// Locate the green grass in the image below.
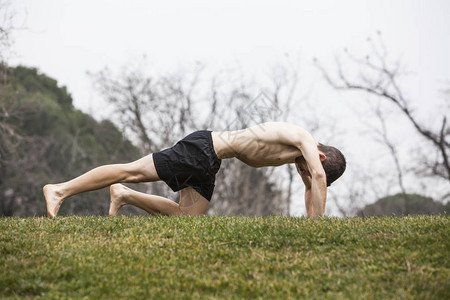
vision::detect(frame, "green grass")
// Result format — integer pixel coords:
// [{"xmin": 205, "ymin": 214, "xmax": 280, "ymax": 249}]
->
[{"xmin": 0, "ymin": 216, "xmax": 448, "ymax": 299}]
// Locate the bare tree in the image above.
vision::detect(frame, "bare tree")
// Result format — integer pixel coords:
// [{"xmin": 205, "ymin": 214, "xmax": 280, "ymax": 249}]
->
[
  {"xmin": 315, "ymin": 33, "xmax": 449, "ymax": 184},
  {"xmin": 372, "ymin": 104, "xmax": 407, "ymax": 194},
  {"xmin": 203, "ymin": 74, "xmax": 287, "ymax": 216},
  {"xmin": 90, "ymin": 59, "xmax": 305, "ymax": 216},
  {"xmin": 0, "ymin": 0, "xmax": 13, "ymax": 61},
  {"xmin": 268, "ymin": 59, "xmax": 301, "ymax": 214}
]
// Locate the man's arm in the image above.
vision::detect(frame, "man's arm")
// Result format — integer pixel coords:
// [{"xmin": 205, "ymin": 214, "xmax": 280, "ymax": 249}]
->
[
  {"xmin": 300, "ymin": 141, "xmax": 327, "ymax": 217},
  {"xmin": 295, "ymin": 158, "xmax": 313, "ymax": 217},
  {"xmin": 280, "ymin": 126, "xmax": 327, "ymax": 217}
]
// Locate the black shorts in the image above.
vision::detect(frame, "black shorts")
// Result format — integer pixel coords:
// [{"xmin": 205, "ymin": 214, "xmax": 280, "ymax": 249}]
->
[{"xmin": 152, "ymin": 130, "xmax": 221, "ymax": 201}]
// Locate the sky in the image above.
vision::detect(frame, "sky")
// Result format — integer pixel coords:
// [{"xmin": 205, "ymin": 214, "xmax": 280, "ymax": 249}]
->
[
  {"xmin": 9, "ymin": 0, "xmax": 450, "ymax": 116},
  {"xmin": 7, "ymin": 0, "xmax": 450, "ymax": 215}
]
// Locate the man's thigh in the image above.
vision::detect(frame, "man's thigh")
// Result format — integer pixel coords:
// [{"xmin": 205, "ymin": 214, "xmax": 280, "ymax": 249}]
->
[
  {"xmin": 179, "ymin": 187, "xmax": 210, "ymax": 216},
  {"xmin": 127, "ymin": 153, "xmax": 161, "ymax": 182}
]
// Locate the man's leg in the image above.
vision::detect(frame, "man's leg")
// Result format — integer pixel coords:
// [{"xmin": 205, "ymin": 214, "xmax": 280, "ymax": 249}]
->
[
  {"xmin": 178, "ymin": 186, "xmax": 210, "ymax": 215},
  {"xmin": 43, "ymin": 154, "xmax": 160, "ymax": 217},
  {"xmin": 109, "ymin": 185, "xmax": 209, "ymax": 216}
]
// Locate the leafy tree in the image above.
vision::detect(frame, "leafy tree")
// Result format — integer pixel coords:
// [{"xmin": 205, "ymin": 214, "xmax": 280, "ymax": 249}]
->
[
  {"xmin": 0, "ymin": 66, "xmax": 142, "ymax": 216},
  {"xmin": 357, "ymin": 193, "xmax": 448, "ymax": 217}
]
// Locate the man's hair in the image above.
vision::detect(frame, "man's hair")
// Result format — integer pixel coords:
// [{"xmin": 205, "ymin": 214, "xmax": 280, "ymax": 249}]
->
[{"xmin": 318, "ymin": 143, "xmax": 346, "ymax": 186}]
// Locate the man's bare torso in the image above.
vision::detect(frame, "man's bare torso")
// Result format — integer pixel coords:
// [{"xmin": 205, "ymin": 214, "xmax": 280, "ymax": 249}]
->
[{"xmin": 211, "ymin": 122, "xmax": 315, "ymax": 167}]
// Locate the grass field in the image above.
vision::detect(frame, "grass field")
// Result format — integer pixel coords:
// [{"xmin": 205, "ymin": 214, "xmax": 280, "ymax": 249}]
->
[{"xmin": 0, "ymin": 216, "xmax": 448, "ymax": 299}]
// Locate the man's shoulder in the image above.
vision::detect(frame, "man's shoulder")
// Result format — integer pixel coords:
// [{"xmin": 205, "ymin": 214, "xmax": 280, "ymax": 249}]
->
[
  {"xmin": 254, "ymin": 122, "xmax": 304, "ymax": 131},
  {"xmin": 248, "ymin": 122, "xmax": 312, "ymax": 146},
  {"xmin": 259, "ymin": 122, "xmax": 309, "ymax": 137}
]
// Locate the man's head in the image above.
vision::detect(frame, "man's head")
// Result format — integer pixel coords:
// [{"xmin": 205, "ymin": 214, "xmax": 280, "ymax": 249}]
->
[{"xmin": 317, "ymin": 143, "xmax": 346, "ymax": 186}]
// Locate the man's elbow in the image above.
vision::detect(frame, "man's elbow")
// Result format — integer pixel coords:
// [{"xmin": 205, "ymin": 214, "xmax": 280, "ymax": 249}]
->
[{"xmin": 311, "ymin": 170, "xmax": 326, "ymax": 181}]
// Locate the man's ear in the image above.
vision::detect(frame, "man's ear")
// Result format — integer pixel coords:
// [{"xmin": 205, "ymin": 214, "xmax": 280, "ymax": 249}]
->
[{"xmin": 319, "ymin": 152, "xmax": 327, "ymax": 162}]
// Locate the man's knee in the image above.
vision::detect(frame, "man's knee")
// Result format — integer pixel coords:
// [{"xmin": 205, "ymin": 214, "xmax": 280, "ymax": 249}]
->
[{"xmin": 179, "ymin": 188, "xmax": 209, "ymax": 216}]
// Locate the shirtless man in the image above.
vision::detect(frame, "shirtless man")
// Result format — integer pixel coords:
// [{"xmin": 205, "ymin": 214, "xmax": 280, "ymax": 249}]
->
[{"xmin": 43, "ymin": 122, "xmax": 346, "ymax": 218}]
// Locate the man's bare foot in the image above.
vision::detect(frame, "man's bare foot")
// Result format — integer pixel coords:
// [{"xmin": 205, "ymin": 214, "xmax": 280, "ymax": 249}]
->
[
  {"xmin": 109, "ymin": 184, "xmax": 129, "ymax": 216},
  {"xmin": 43, "ymin": 184, "xmax": 65, "ymax": 218}
]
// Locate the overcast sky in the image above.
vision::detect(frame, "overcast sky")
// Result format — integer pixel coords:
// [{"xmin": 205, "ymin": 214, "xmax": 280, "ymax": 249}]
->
[
  {"xmin": 10, "ymin": 0, "xmax": 450, "ymax": 115},
  {"xmin": 8, "ymin": 0, "xmax": 450, "ymax": 215}
]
